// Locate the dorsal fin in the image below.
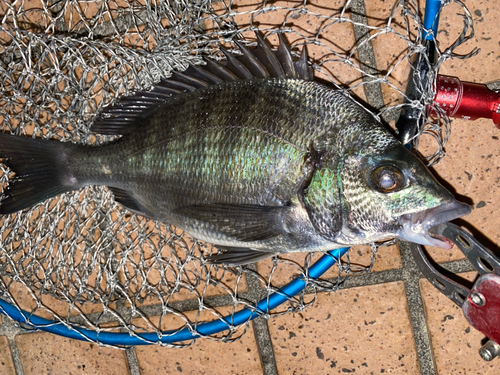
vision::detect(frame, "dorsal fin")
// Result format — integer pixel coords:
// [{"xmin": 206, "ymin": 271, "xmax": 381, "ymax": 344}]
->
[
  {"xmin": 252, "ymin": 31, "xmax": 285, "ymax": 77},
  {"xmin": 170, "ymin": 71, "xmax": 208, "ymax": 89},
  {"xmin": 91, "ymin": 33, "xmax": 314, "ymax": 136},
  {"xmin": 184, "ymin": 65, "xmax": 224, "ymax": 85},
  {"xmin": 203, "ymin": 57, "xmax": 239, "ymax": 82},
  {"xmin": 234, "ymin": 40, "xmax": 269, "ymax": 78},
  {"xmin": 295, "ymin": 45, "xmax": 314, "ymax": 81},
  {"xmin": 220, "ymin": 46, "xmax": 254, "ymax": 79},
  {"xmin": 276, "ymin": 33, "xmax": 298, "ymax": 78}
]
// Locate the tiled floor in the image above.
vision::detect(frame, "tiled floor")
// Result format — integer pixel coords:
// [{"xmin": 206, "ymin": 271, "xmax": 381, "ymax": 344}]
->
[
  {"xmin": 268, "ymin": 282, "xmax": 419, "ymax": 374},
  {"xmin": 1, "ymin": 0, "xmax": 500, "ymax": 374}
]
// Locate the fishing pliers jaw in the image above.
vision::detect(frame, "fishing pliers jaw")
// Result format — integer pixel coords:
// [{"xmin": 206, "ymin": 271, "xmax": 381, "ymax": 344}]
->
[{"xmin": 409, "ymin": 222, "xmax": 500, "ymax": 361}]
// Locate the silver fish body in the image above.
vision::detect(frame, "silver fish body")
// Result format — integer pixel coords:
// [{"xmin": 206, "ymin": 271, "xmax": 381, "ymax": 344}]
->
[{"xmin": 0, "ymin": 35, "xmax": 470, "ymax": 264}]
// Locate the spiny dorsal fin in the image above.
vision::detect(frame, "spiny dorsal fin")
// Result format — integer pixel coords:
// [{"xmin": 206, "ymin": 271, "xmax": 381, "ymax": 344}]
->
[
  {"xmin": 220, "ymin": 45, "xmax": 254, "ymax": 79},
  {"xmin": 252, "ymin": 31, "xmax": 285, "ymax": 77},
  {"xmin": 295, "ymin": 45, "xmax": 314, "ymax": 81},
  {"xmin": 91, "ymin": 33, "xmax": 313, "ymax": 136},
  {"xmin": 276, "ymin": 33, "xmax": 298, "ymax": 78},
  {"xmin": 184, "ymin": 65, "xmax": 224, "ymax": 85},
  {"xmin": 234, "ymin": 40, "xmax": 270, "ymax": 78},
  {"xmin": 203, "ymin": 57, "xmax": 239, "ymax": 82}
]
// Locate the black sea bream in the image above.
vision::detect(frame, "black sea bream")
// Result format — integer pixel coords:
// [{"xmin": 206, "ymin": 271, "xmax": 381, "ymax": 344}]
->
[{"xmin": 0, "ymin": 33, "xmax": 470, "ymax": 265}]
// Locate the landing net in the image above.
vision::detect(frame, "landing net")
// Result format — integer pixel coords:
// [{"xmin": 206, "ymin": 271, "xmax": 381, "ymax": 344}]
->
[{"xmin": 0, "ymin": 0, "xmax": 476, "ymax": 347}]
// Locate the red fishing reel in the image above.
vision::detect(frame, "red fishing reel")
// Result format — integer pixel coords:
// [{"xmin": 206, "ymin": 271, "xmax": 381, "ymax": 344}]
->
[{"xmin": 432, "ymin": 75, "xmax": 500, "ymax": 127}]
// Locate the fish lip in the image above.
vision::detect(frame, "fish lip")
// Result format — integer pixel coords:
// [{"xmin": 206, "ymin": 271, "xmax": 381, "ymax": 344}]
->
[{"xmin": 398, "ymin": 201, "xmax": 471, "ymax": 249}]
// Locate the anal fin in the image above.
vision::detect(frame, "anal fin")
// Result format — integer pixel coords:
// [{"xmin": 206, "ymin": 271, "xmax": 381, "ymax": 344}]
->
[
  {"xmin": 108, "ymin": 187, "xmax": 147, "ymax": 217},
  {"xmin": 205, "ymin": 246, "xmax": 277, "ymax": 266}
]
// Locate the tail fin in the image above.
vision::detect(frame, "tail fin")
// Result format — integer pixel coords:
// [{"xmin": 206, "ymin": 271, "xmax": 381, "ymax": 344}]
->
[{"xmin": 0, "ymin": 133, "xmax": 76, "ymax": 214}]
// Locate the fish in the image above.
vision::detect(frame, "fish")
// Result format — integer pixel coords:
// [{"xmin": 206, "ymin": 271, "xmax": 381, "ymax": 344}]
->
[{"xmin": 0, "ymin": 32, "xmax": 471, "ymax": 265}]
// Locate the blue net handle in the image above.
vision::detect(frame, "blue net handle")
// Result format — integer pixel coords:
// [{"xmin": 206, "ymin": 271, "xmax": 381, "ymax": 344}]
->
[
  {"xmin": 423, "ymin": 0, "xmax": 442, "ymax": 40},
  {"xmin": 0, "ymin": 247, "xmax": 349, "ymax": 345}
]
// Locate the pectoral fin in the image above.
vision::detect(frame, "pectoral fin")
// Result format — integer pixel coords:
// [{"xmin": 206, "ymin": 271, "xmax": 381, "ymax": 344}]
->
[{"xmin": 177, "ymin": 203, "xmax": 287, "ymax": 242}]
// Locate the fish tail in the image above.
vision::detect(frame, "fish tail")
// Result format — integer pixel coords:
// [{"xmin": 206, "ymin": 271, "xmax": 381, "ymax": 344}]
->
[{"xmin": 0, "ymin": 132, "xmax": 78, "ymax": 214}]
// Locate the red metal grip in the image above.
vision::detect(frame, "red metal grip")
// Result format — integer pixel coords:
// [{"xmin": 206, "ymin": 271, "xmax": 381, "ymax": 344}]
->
[
  {"xmin": 433, "ymin": 75, "xmax": 500, "ymax": 128},
  {"xmin": 462, "ymin": 273, "xmax": 500, "ymax": 345}
]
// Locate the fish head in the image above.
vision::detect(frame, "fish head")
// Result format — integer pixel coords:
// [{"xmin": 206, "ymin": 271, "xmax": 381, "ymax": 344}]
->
[{"xmin": 336, "ymin": 140, "xmax": 470, "ymax": 249}]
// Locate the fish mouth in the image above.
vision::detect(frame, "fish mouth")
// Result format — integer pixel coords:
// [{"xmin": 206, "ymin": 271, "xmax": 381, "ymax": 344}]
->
[{"xmin": 398, "ymin": 201, "xmax": 471, "ymax": 249}]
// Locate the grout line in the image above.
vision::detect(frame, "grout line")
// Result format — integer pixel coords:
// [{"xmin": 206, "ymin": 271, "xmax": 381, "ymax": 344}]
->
[
  {"xmin": 439, "ymin": 258, "xmax": 475, "ymax": 274},
  {"xmin": 0, "ymin": 314, "xmax": 18, "ymax": 337},
  {"xmin": 245, "ymin": 263, "xmax": 278, "ymax": 375},
  {"xmin": 125, "ymin": 347, "xmax": 142, "ymax": 375},
  {"xmin": 113, "ymin": 297, "xmax": 143, "ymax": 375},
  {"xmin": 339, "ymin": 268, "xmax": 403, "ymax": 288},
  {"xmin": 330, "ymin": 258, "xmax": 473, "ymax": 291},
  {"xmin": 252, "ymin": 317, "xmax": 278, "ymax": 375},
  {"xmin": 7, "ymin": 337, "xmax": 25, "ymax": 375},
  {"xmin": 350, "ymin": 0, "xmax": 386, "ymax": 112},
  {"xmin": 2, "ymin": 320, "xmax": 26, "ymax": 375},
  {"xmin": 399, "ymin": 241, "xmax": 436, "ymax": 375},
  {"xmin": 0, "ymin": 315, "xmax": 37, "ymax": 337}
]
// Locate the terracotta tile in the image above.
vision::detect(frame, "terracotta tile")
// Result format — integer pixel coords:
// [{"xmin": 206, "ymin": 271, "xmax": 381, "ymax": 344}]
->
[
  {"xmin": 365, "ymin": 1, "xmax": 415, "ymax": 112},
  {"xmin": 269, "ymin": 282, "xmax": 419, "ymax": 374},
  {"xmin": 420, "ymin": 274, "xmax": 500, "ymax": 374},
  {"xmin": 135, "ymin": 307, "xmax": 262, "ymax": 375},
  {"xmin": 0, "ymin": 336, "xmax": 16, "ymax": 375},
  {"xmin": 437, "ymin": 1, "xmax": 500, "ymax": 82},
  {"xmin": 418, "ymin": 114, "xmax": 500, "ymax": 265},
  {"xmin": 136, "ymin": 338, "xmax": 262, "ymax": 375},
  {"xmin": 352, "ymin": 243, "xmax": 402, "ymax": 272},
  {"xmin": 16, "ymin": 332, "xmax": 128, "ymax": 375}
]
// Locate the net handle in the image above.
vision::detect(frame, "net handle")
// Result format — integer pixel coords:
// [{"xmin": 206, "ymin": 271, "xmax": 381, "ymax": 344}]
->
[
  {"xmin": 0, "ymin": 247, "xmax": 349, "ymax": 345},
  {"xmin": 423, "ymin": 0, "xmax": 442, "ymax": 40}
]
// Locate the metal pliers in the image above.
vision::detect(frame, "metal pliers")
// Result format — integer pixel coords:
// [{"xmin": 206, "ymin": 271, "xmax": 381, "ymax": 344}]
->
[{"xmin": 410, "ymin": 222, "xmax": 500, "ymax": 361}]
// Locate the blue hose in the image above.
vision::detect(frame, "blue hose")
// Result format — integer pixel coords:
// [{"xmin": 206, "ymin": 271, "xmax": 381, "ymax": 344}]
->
[{"xmin": 0, "ymin": 247, "xmax": 349, "ymax": 345}]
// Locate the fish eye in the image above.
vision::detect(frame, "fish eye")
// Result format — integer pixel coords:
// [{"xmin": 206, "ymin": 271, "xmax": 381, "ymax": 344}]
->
[{"xmin": 370, "ymin": 165, "xmax": 406, "ymax": 193}]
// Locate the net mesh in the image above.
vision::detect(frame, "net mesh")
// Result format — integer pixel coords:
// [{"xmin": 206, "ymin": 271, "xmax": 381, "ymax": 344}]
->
[{"xmin": 0, "ymin": 0, "xmax": 476, "ymax": 347}]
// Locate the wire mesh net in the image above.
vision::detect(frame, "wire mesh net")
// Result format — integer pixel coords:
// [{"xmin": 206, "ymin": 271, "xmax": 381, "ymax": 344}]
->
[{"xmin": 0, "ymin": 0, "xmax": 476, "ymax": 347}]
